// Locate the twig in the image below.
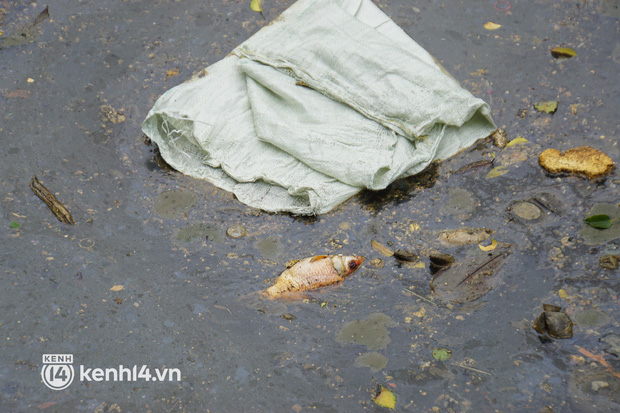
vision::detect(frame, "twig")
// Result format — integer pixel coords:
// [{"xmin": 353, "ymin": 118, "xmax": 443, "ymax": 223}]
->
[
  {"xmin": 452, "ymin": 362, "xmax": 492, "ymax": 376},
  {"xmin": 30, "ymin": 176, "xmax": 75, "ymax": 224},
  {"xmin": 402, "ymin": 289, "xmax": 437, "ymax": 306}
]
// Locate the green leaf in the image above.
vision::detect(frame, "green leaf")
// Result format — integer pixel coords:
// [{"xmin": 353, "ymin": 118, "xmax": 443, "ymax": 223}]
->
[
  {"xmin": 10, "ymin": 221, "xmax": 21, "ymax": 229},
  {"xmin": 534, "ymin": 101, "xmax": 558, "ymax": 114},
  {"xmin": 432, "ymin": 347, "xmax": 452, "ymax": 361},
  {"xmin": 584, "ymin": 214, "xmax": 612, "ymax": 229},
  {"xmin": 320, "ymin": 302, "xmax": 327, "ymax": 308}
]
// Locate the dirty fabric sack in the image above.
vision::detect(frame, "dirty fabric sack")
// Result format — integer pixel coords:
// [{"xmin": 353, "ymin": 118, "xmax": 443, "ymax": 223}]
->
[{"xmin": 142, "ymin": 0, "xmax": 496, "ymax": 215}]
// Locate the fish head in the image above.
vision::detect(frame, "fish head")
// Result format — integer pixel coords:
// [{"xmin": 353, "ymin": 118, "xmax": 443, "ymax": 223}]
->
[{"xmin": 332, "ymin": 255, "xmax": 365, "ymax": 278}]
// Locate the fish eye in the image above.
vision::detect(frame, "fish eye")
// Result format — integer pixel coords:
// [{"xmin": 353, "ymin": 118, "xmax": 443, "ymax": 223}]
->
[{"xmin": 348, "ymin": 261, "xmax": 358, "ymax": 269}]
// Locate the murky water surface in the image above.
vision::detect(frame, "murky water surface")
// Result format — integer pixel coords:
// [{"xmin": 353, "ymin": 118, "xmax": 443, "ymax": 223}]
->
[{"xmin": 1, "ymin": 0, "xmax": 618, "ymax": 411}]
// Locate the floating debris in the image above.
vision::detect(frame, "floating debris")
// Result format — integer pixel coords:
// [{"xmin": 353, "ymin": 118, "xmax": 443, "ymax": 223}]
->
[
  {"xmin": 154, "ymin": 190, "xmax": 198, "ymax": 219},
  {"xmin": 455, "ymin": 159, "xmax": 494, "ymax": 174},
  {"xmin": 371, "ymin": 240, "xmax": 394, "ymax": 257},
  {"xmin": 429, "ymin": 252, "xmax": 455, "ymax": 274},
  {"xmin": 579, "ymin": 203, "xmax": 620, "ymax": 245},
  {"xmin": 281, "ymin": 313, "xmax": 296, "ymax": 321},
  {"xmin": 30, "ymin": 176, "xmax": 75, "ymax": 224},
  {"xmin": 600, "ymin": 255, "xmax": 619, "ymax": 270},
  {"xmin": 254, "ymin": 237, "xmax": 283, "ymax": 260},
  {"xmin": 600, "ymin": 333, "xmax": 620, "ymax": 357},
  {"xmin": 369, "ymin": 258, "xmax": 384, "ymax": 269},
  {"xmin": 491, "ymin": 128, "xmax": 508, "ymax": 148},
  {"xmin": 483, "ymin": 21, "xmax": 502, "ymax": 30},
  {"xmin": 505, "ymin": 137, "xmax": 528, "ymax": 148},
  {"xmin": 432, "ymin": 348, "xmax": 452, "ymax": 361},
  {"xmin": 511, "ymin": 201, "xmax": 542, "ymax": 221},
  {"xmin": 478, "ymin": 238, "xmax": 498, "ymax": 251},
  {"xmin": 393, "ymin": 249, "xmax": 418, "ymax": 262},
  {"xmin": 584, "ymin": 214, "xmax": 617, "ymax": 229},
  {"xmin": 574, "ymin": 309, "xmax": 609, "ymax": 328},
  {"xmin": 336, "ymin": 313, "xmax": 397, "ymax": 350},
  {"xmin": 354, "ymin": 352, "xmax": 388, "ymax": 372},
  {"xmin": 438, "ymin": 227, "xmax": 493, "ymax": 246},
  {"xmin": 533, "ymin": 304, "xmax": 573, "ymax": 339},
  {"xmin": 533, "ymin": 100, "xmax": 558, "ymax": 114},
  {"xmin": 373, "ymin": 386, "xmax": 396, "ymax": 409},
  {"xmin": 443, "ymin": 187, "xmax": 479, "ymax": 216},
  {"xmin": 486, "ymin": 165, "xmax": 509, "ymax": 179},
  {"xmin": 226, "ymin": 224, "xmax": 247, "ymax": 238},
  {"xmin": 174, "ymin": 223, "xmax": 222, "ymax": 243},
  {"xmin": 538, "ymin": 146, "xmax": 614, "ymax": 179},
  {"xmin": 0, "ymin": 6, "xmax": 49, "ymax": 49},
  {"xmin": 550, "ymin": 47, "xmax": 577, "ymax": 59},
  {"xmin": 99, "ymin": 105, "xmax": 126, "ymax": 124},
  {"xmin": 431, "ymin": 244, "xmax": 511, "ymax": 303},
  {"xmin": 264, "ymin": 255, "xmax": 364, "ymax": 298}
]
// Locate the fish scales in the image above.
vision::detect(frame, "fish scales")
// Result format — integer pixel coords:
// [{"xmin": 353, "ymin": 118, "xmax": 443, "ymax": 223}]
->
[{"xmin": 265, "ymin": 254, "xmax": 364, "ymax": 298}]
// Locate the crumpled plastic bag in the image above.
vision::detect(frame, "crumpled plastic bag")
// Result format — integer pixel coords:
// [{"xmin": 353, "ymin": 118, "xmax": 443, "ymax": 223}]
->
[{"xmin": 142, "ymin": 0, "xmax": 496, "ymax": 215}]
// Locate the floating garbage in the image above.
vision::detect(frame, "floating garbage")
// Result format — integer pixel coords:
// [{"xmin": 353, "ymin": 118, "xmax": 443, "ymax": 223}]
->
[
  {"xmin": 538, "ymin": 146, "xmax": 614, "ymax": 179},
  {"xmin": 600, "ymin": 255, "xmax": 619, "ymax": 270},
  {"xmin": 263, "ymin": 254, "xmax": 364, "ymax": 298},
  {"xmin": 430, "ymin": 244, "xmax": 511, "ymax": 303},
  {"xmin": 226, "ymin": 224, "xmax": 247, "ymax": 238},
  {"xmin": 141, "ymin": 0, "xmax": 496, "ymax": 215},
  {"xmin": 533, "ymin": 304, "xmax": 573, "ymax": 339},
  {"xmin": 429, "ymin": 252, "xmax": 455, "ymax": 274}
]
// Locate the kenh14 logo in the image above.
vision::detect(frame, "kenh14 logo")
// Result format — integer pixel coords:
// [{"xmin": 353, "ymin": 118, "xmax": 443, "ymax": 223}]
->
[{"xmin": 41, "ymin": 354, "xmax": 75, "ymax": 390}]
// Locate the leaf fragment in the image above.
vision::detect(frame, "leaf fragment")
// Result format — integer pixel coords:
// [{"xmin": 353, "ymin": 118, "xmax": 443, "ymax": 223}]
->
[
  {"xmin": 432, "ymin": 347, "xmax": 452, "ymax": 361},
  {"xmin": 110, "ymin": 285, "xmax": 124, "ymax": 292},
  {"xmin": 10, "ymin": 221, "xmax": 21, "ymax": 229},
  {"xmin": 30, "ymin": 176, "xmax": 75, "ymax": 225},
  {"xmin": 165, "ymin": 68, "xmax": 180, "ymax": 79},
  {"xmin": 479, "ymin": 239, "xmax": 498, "ymax": 251},
  {"xmin": 584, "ymin": 214, "xmax": 613, "ymax": 229},
  {"xmin": 505, "ymin": 137, "xmax": 529, "ymax": 148},
  {"xmin": 550, "ymin": 47, "xmax": 576, "ymax": 58},
  {"xmin": 371, "ymin": 240, "xmax": 394, "ymax": 257},
  {"xmin": 534, "ymin": 100, "xmax": 558, "ymax": 114},
  {"xmin": 250, "ymin": 0, "xmax": 263, "ymax": 12},
  {"xmin": 2, "ymin": 89, "xmax": 31, "ymax": 99},
  {"xmin": 373, "ymin": 386, "xmax": 396, "ymax": 409},
  {"xmin": 455, "ymin": 159, "xmax": 494, "ymax": 174},
  {"xmin": 486, "ymin": 165, "xmax": 509, "ymax": 178},
  {"xmin": 484, "ymin": 22, "xmax": 502, "ymax": 30}
]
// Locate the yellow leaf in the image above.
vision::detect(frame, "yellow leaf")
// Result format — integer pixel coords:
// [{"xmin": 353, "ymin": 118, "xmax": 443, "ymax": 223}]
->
[
  {"xmin": 110, "ymin": 285, "xmax": 124, "ymax": 292},
  {"xmin": 484, "ymin": 22, "xmax": 502, "ymax": 30},
  {"xmin": 486, "ymin": 165, "xmax": 509, "ymax": 178},
  {"xmin": 550, "ymin": 47, "xmax": 576, "ymax": 58},
  {"xmin": 373, "ymin": 387, "xmax": 396, "ymax": 409},
  {"xmin": 558, "ymin": 289, "xmax": 569, "ymax": 299},
  {"xmin": 505, "ymin": 137, "xmax": 529, "ymax": 148},
  {"xmin": 250, "ymin": 0, "xmax": 263, "ymax": 12},
  {"xmin": 479, "ymin": 239, "xmax": 498, "ymax": 251}
]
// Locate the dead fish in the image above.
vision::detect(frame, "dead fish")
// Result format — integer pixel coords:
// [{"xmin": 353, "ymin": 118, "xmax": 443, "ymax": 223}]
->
[{"xmin": 264, "ymin": 254, "xmax": 364, "ymax": 298}]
